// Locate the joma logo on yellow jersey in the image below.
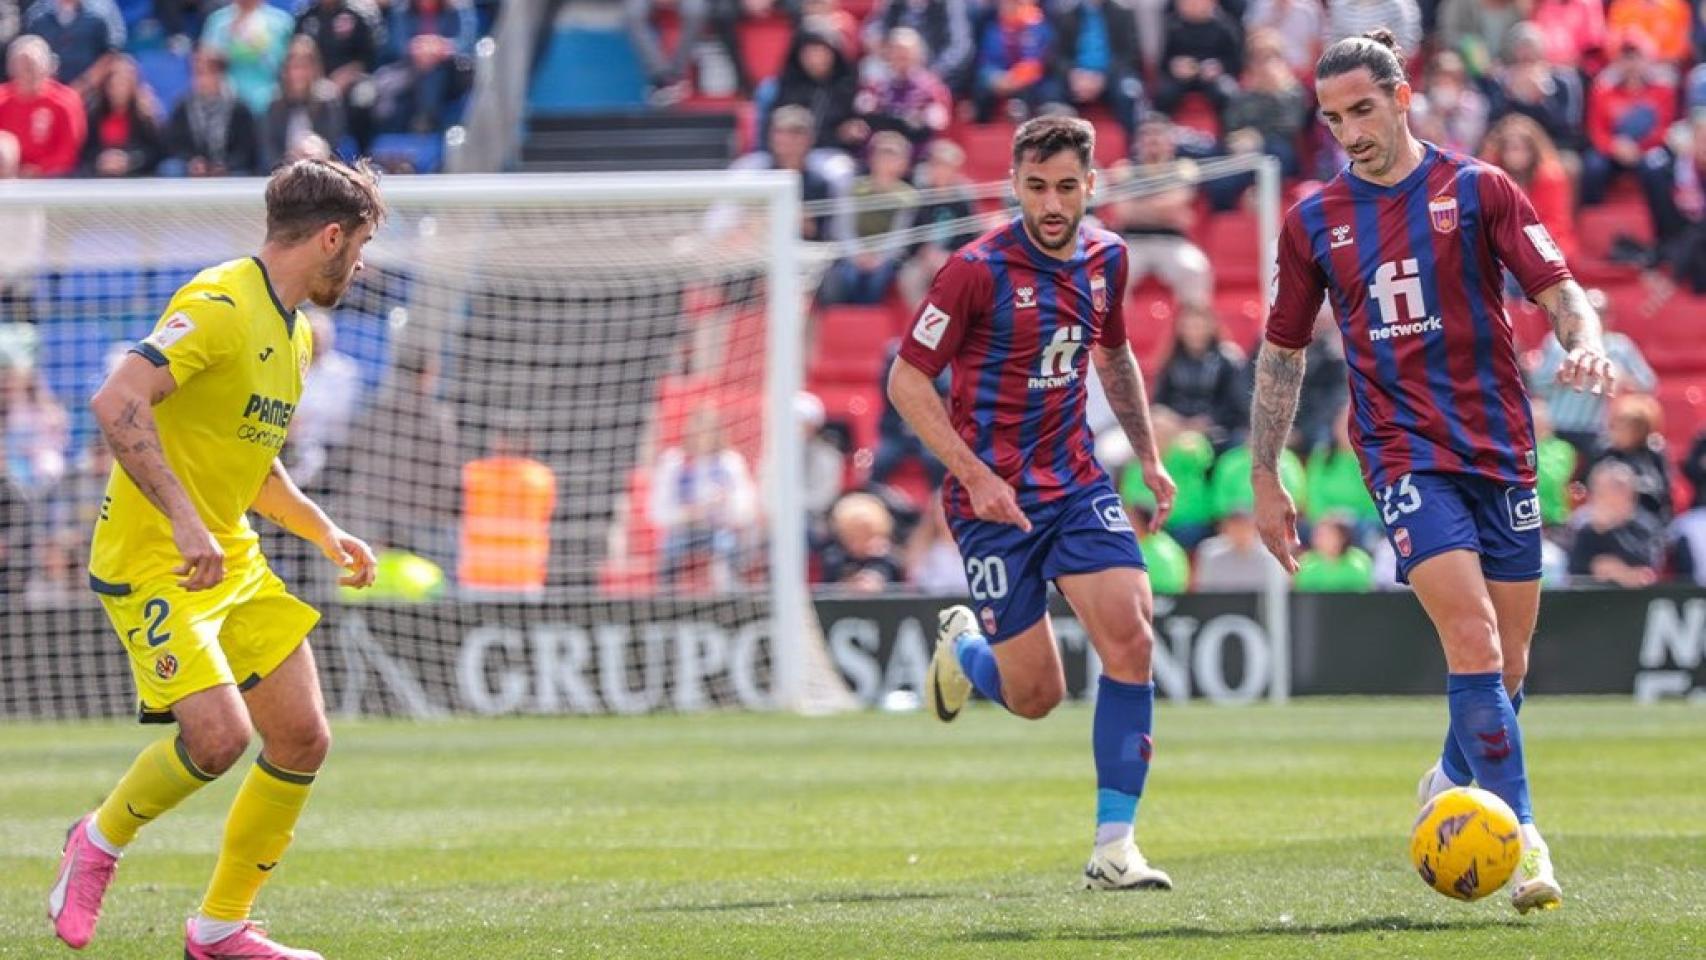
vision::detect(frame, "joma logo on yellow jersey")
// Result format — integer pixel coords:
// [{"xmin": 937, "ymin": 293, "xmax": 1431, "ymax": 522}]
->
[{"xmin": 242, "ymin": 393, "xmax": 295, "ymax": 427}]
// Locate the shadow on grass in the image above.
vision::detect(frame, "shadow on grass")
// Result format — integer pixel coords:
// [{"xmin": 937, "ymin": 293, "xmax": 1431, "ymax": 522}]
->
[
  {"xmin": 640, "ymin": 891, "xmax": 955, "ymax": 914},
  {"xmin": 962, "ymin": 914, "xmax": 1514, "ymax": 943}
]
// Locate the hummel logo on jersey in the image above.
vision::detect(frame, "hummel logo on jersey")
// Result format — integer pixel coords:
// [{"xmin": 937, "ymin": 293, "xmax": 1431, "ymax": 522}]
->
[
  {"xmin": 1367, "ymin": 259, "xmax": 1443, "ymax": 341},
  {"xmin": 1015, "ymin": 286, "xmax": 1036, "ymax": 309},
  {"xmin": 1030, "ymin": 325, "xmax": 1081, "ymax": 389},
  {"xmin": 1330, "ymin": 224, "xmax": 1354, "ymax": 249},
  {"xmin": 258, "ymin": 347, "xmax": 274, "ymax": 362}
]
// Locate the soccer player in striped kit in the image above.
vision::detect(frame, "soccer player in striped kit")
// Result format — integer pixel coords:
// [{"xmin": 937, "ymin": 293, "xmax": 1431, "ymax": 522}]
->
[
  {"xmin": 1252, "ymin": 30, "xmax": 1617, "ymax": 914},
  {"xmin": 889, "ymin": 116, "xmax": 1180, "ymax": 890}
]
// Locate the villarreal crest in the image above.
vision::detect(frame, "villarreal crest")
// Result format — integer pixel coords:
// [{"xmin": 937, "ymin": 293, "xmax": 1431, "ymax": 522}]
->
[
  {"xmin": 1429, "ymin": 195, "xmax": 1459, "ymax": 234},
  {"xmin": 1090, "ymin": 274, "xmax": 1108, "ymax": 315}
]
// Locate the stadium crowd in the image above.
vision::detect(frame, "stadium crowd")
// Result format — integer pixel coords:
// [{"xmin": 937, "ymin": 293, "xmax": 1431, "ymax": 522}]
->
[
  {"xmin": 0, "ymin": 0, "xmax": 491, "ymax": 177},
  {"xmin": 0, "ymin": 0, "xmax": 1703, "ymax": 600},
  {"xmin": 690, "ymin": 0, "xmax": 1706, "ymax": 593}
]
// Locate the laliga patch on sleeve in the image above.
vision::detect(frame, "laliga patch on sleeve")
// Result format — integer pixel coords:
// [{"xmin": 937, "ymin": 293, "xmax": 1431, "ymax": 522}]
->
[
  {"xmin": 1523, "ymin": 224, "xmax": 1564, "ymax": 264},
  {"xmin": 1092, "ymin": 493, "xmax": 1134, "ymax": 532},
  {"xmin": 911, "ymin": 302, "xmax": 950, "ymax": 350},
  {"xmin": 148, "ymin": 312, "xmax": 196, "ymax": 349}
]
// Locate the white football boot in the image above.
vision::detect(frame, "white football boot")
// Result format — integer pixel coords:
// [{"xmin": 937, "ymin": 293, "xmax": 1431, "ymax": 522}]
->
[
  {"xmin": 927, "ymin": 606, "xmax": 976, "ymax": 723},
  {"xmin": 1083, "ymin": 837, "xmax": 1173, "ymax": 891},
  {"xmin": 1416, "ymin": 761, "xmax": 1462, "ymax": 807},
  {"xmin": 1510, "ymin": 827, "xmax": 1563, "ymax": 914}
]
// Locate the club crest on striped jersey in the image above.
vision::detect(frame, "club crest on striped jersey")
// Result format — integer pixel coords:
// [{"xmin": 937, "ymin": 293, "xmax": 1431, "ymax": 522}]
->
[
  {"xmin": 1090, "ymin": 274, "xmax": 1108, "ymax": 315},
  {"xmin": 1429, "ymin": 195, "xmax": 1459, "ymax": 234}
]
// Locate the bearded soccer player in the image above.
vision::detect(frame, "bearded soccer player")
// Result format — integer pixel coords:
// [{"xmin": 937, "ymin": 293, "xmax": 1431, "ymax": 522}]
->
[
  {"xmin": 48, "ymin": 159, "xmax": 383, "ymax": 958},
  {"xmin": 1252, "ymin": 30, "xmax": 1617, "ymax": 914},
  {"xmin": 890, "ymin": 116, "xmax": 1179, "ymax": 890}
]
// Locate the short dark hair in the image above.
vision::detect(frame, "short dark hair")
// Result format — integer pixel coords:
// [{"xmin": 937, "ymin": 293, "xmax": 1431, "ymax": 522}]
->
[
  {"xmin": 1315, "ymin": 28, "xmax": 1407, "ymax": 92},
  {"xmin": 1012, "ymin": 116, "xmax": 1094, "ymax": 170},
  {"xmin": 264, "ymin": 157, "xmax": 385, "ymax": 245}
]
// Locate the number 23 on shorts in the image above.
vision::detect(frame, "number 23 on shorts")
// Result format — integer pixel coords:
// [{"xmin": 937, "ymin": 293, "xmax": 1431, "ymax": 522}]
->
[{"xmin": 1380, "ymin": 474, "xmax": 1423, "ymax": 525}]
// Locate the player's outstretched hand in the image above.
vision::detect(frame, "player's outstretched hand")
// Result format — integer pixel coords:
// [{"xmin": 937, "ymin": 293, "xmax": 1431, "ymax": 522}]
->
[
  {"xmin": 1142, "ymin": 462, "xmax": 1178, "ymax": 533},
  {"xmin": 171, "ymin": 518, "xmax": 225, "ymax": 591},
  {"xmin": 1252, "ymin": 474, "xmax": 1301, "ymax": 575},
  {"xmin": 967, "ymin": 468, "xmax": 1032, "ymax": 533},
  {"xmin": 322, "ymin": 527, "xmax": 378, "ymax": 588},
  {"xmin": 1557, "ymin": 345, "xmax": 1617, "ymax": 396}
]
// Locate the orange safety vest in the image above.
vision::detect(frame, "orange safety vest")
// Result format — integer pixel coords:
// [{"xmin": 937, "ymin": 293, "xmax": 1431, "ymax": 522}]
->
[{"xmin": 458, "ymin": 456, "xmax": 557, "ymax": 590}]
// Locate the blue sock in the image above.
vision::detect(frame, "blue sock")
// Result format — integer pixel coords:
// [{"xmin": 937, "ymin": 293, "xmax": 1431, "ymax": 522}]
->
[
  {"xmin": 953, "ymin": 633, "xmax": 1006, "ymax": 709},
  {"xmin": 1446, "ymin": 672, "xmax": 1533, "ymax": 823},
  {"xmin": 1093, "ymin": 676, "xmax": 1154, "ymax": 845},
  {"xmin": 1440, "ymin": 683, "xmax": 1523, "ymax": 785}
]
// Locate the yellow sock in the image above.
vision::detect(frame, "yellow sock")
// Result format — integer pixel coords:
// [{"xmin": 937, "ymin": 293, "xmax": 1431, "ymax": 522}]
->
[
  {"xmin": 93, "ymin": 735, "xmax": 217, "ymax": 848},
  {"xmin": 199, "ymin": 756, "xmax": 316, "ymax": 922}
]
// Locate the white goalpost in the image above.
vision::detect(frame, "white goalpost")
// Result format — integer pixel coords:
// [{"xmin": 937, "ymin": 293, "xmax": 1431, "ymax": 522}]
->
[{"xmin": 0, "ymin": 170, "xmax": 852, "ymax": 719}]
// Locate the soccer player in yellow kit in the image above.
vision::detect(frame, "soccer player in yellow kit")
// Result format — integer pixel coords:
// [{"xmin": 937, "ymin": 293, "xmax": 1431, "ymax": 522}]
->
[{"xmin": 49, "ymin": 159, "xmax": 383, "ymax": 959}]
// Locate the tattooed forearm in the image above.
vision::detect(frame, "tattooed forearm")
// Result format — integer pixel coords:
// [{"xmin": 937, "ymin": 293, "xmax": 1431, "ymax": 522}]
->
[
  {"xmin": 252, "ymin": 459, "xmax": 337, "ymax": 543},
  {"xmin": 1537, "ymin": 279, "xmax": 1602, "ymax": 352},
  {"xmin": 1250, "ymin": 344, "xmax": 1306, "ymax": 475},
  {"xmin": 95, "ymin": 391, "xmax": 196, "ymax": 522},
  {"xmin": 1097, "ymin": 345, "xmax": 1161, "ymax": 464}
]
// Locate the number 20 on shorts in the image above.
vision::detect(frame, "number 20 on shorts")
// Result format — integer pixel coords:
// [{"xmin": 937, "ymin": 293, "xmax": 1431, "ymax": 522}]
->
[{"xmin": 965, "ymin": 556, "xmax": 1008, "ymax": 601}]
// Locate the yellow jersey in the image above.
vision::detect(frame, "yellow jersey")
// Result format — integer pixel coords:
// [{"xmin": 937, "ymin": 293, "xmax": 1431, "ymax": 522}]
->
[{"xmin": 89, "ymin": 257, "xmax": 314, "ymax": 593}]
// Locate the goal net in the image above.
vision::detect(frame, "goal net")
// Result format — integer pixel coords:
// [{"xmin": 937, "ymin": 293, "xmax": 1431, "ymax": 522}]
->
[{"xmin": 0, "ymin": 171, "xmax": 855, "ymax": 720}]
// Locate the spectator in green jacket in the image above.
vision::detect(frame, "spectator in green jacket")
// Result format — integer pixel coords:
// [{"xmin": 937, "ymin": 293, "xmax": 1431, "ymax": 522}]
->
[
  {"xmin": 1211, "ymin": 442, "xmax": 1306, "ymax": 520},
  {"xmin": 1294, "ymin": 513, "xmax": 1374, "ymax": 592},
  {"xmin": 1119, "ymin": 410, "xmax": 1218, "ymax": 549},
  {"xmin": 1305, "ymin": 408, "xmax": 1380, "ymax": 537},
  {"xmin": 1531, "ymin": 397, "xmax": 1578, "ymax": 527},
  {"xmin": 1124, "ymin": 500, "xmax": 1192, "ymax": 595}
]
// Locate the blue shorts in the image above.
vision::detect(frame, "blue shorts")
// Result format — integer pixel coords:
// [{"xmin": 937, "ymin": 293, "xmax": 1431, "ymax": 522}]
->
[
  {"xmin": 1376, "ymin": 471, "xmax": 1542, "ymax": 585},
  {"xmin": 947, "ymin": 481, "xmax": 1146, "ymax": 643}
]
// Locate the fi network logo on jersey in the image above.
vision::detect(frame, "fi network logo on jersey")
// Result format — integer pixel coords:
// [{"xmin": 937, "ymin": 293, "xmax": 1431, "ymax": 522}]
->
[
  {"xmin": 1367, "ymin": 258, "xmax": 1444, "ymax": 342},
  {"xmin": 1030, "ymin": 326, "xmax": 1082, "ymax": 389}
]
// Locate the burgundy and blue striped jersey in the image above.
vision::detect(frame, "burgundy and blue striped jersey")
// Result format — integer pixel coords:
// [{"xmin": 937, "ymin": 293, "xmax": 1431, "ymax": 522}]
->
[
  {"xmin": 1266, "ymin": 144, "xmax": 1572, "ymax": 491},
  {"xmin": 899, "ymin": 218, "xmax": 1130, "ymax": 521}
]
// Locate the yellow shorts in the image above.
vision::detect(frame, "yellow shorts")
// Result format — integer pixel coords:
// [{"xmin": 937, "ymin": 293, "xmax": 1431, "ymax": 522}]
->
[{"xmin": 94, "ymin": 562, "xmax": 321, "ymax": 722}]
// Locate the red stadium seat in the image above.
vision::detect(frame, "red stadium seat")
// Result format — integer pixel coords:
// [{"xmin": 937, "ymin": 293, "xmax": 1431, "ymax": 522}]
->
[
  {"xmin": 1169, "ymin": 93, "xmax": 1221, "ymax": 140},
  {"xmin": 737, "ymin": 14, "xmax": 792, "ymax": 84},
  {"xmin": 1201, "ymin": 209, "xmax": 1262, "ymax": 289},
  {"xmin": 810, "ymin": 305, "xmax": 896, "ymax": 385},
  {"xmin": 953, "ymin": 120, "xmax": 1021, "ymax": 184}
]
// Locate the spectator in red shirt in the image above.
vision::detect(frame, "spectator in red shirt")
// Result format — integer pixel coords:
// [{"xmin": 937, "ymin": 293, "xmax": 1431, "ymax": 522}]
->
[
  {"xmin": 1582, "ymin": 31, "xmax": 1677, "ymax": 203},
  {"xmin": 1481, "ymin": 113, "xmax": 1578, "ymax": 264},
  {"xmin": 0, "ymin": 34, "xmax": 85, "ymax": 176},
  {"xmin": 79, "ymin": 53, "xmax": 162, "ymax": 177}
]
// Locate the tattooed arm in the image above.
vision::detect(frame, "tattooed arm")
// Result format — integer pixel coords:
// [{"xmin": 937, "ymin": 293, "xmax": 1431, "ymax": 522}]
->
[
  {"xmin": 888, "ymin": 356, "xmax": 1033, "ymax": 532},
  {"xmin": 1091, "ymin": 343, "xmax": 1176, "ymax": 530},
  {"xmin": 252, "ymin": 459, "xmax": 377, "ymax": 588},
  {"xmin": 1534, "ymin": 279, "xmax": 1616, "ymax": 395},
  {"xmin": 1248, "ymin": 343, "xmax": 1306, "ymax": 573},
  {"xmin": 90, "ymin": 353, "xmax": 227, "ymax": 589}
]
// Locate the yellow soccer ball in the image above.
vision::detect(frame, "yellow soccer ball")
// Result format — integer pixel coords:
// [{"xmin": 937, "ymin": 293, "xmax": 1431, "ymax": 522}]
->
[{"xmin": 1409, "ymin": 787, "xmax": 1522, "ymax": 901}]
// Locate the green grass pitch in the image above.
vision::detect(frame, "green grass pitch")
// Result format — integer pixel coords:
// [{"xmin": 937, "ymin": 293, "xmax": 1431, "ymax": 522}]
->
[{"xmin": 4, "ymin": 698, "xmax": 1703, "ymax": 958}]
